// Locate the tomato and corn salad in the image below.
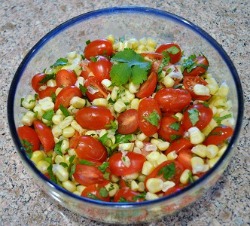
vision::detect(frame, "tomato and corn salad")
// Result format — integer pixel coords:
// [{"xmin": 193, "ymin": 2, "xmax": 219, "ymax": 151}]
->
[{"xmin": 17, "ymin": 35, "xmax": 235, "ymax": 202}]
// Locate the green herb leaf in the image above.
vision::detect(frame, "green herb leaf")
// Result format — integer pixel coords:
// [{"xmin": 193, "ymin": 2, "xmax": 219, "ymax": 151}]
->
[
  {"xmin": 157, "ymin": 53, "xmax": 170, "ymax": 75},
  {"xmin": 169, "ymin": 122, "xmax": 181, "ymax": 131},
  {"xmin": 188, "ymin": 108, "xmax": 200, "ymax": 126},
  {"xmin": 98, "ymin": 162, "xmax": 109, "ymax": 173},
  {"xmin": 54, "ymin": 140, "xmax": 63, "ymax": 156},
  {"xmin": 79, "ymin": 159, "xmax": 95, "ymax": 166},
  {"xmin": 50, "ymin": 58, "xmax": 68, "ymax": 68},
  {"xmin": 86, "ymin": 40, "xmax": 91, "ymax": 45},
  {"xmin": 87, "ymin": 193, "xmax": 99, "ymax": 200},
  {"xmin": 79, "ymin": 83, "xmax": 87, "ymax": 95},
  {"xmin": 42, "ymin": 109, "xmax": 54, "ymax": 121},
  {"xmin": 144, "ymin": 111, "xmax": 161, "ymax": 126},
  {"xmin": 69, "ymin": 155, "xmax": 76, "ymax": 164},
  {"xmin": 158, "ymin": 162, "xmax": 175, "ymax": 180},
  {"xmin": 170, "ymin": 134, "xmax": 182, "ymax": 141},
  {"xmin": 166, "ymin": 46, "xmax": 180, "ymax": 54},
  {"xmin": 132, "ymin": 192, "xmax": 146, "ymax": 201},
  {"xmin": 188, "ymin": 171, "xmax": 195, "ymax": 183},
  {"xmin": 110, "ymin": 49, "xmax": 151, "ymax": 86},
  {"xmin": 39, "ymin": 73, "xmax": 56, "ymax": 84},
  {"xmin": 69, "ymin": 164, "xmax": 76, "ymax": 180},
  {"xmin": 99, "ymin": 187, "xmax": 109, "ymax": 198},
  {"xmin": 115, "ymin": 134, "xmax": 134, "ymax": 144},
  {"xmin": 118, "ymin": 197, "xmax": 127, "ymax": 202},
  {"xmin": 44, "ymin": 157, "xmax": 52, "ymax": 164},
  {"xmin": 59, "ymin": 104, "xmax": 70, "ymax": 117},
  {"xmin": 105, "ymin": 120, "xmax": 118, "ymax": 131},
  {"xmin": 214, "ymin": 114, "xmax": 232, "ymax": 124},
  {"xmin": 60, "ymin": 162, "xmax": 68, "ymax": 168},
  {"xmin": 21, "ymin": 139, "xmax": 33, "ymax": 158},
  {"xmin": 182, "ymin": 54, "xmax": 197, "ymax": 73},
  {"xmin": 99, "ymin": 133, "xmax": 113, "ymax": 148},
  {"xmin": 47, "ymin": 164, "xmax": 57, "ymax": 183}
]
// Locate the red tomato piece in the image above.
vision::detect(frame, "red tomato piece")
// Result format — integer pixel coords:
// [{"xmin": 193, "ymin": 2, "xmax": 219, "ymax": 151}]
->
[
  {"xmin": 84, "ymin": 39, "xmax": 113, "ymax": 59},
  {"xmin": 158, "ymin": 116, "xmax": 184, "ymax": 142},
  {"xmin": 164, "ymin": 185, "xmax": 183, "ymax": 196},
  {"xmin": 80, "ymin": 60, "xmax": 92, "ymax": 79},
  {"xmin": 33, "ymin": 120, "xmax": 55, "ymax": 152},
  {"xmin": 165, "ymin": 138, "xmax": 193, "ymax": 155},
  {"xmin": 136, "ymin": 71, "xmax": 158, "ymax": 99},
  {"xmin": 156, "ymin": 43, "xmax": 182, "ymax": 64},
  {"xmin": 182, "ymin": 103, "xmax": 213, "ymax": 131},
  {"xmin": 81, "ymin": 183, "xmax": 110, "ymax": 202},
  {"xmin": 154, "ymin": 88, "xmax": 192, "ymax": 113},
  {"xmin": 75, "ymin": 136, "xmax": 107, "ymax": 162},
  {"xmin": 31, "ymin": 73, "xmax": 46, "ymax": 92},
  {"xmin": 75, "ymin": 106, "xmax": 114, "ymax": 130},
  {"xmin": 84, "ymin": 76, "xmax": 109, "ymax": 101},
  {"xmin": 109, "ymin": 152, "xmax": 146, "ymax": 176},
  {"xmin": 117, "ymin": 109, "xmax": 139, "ymax": 134},
  {"xmin": 138, "ymin": 98, "xmax": 161, "ymax": 137},
  {"xmin": 73, "ymin": 164, "xmax": 106, "ymax": 186},
  {"xmin": 183, "ymin": 55, "xmax": 209, "ymax": 77},
  {"xmin": 183, "ymin": 75, "xmax": 211, "ymax": 101},
  {"xmin": 56, "ymin": 69, "xmax": 77, "ymax": 87},
  {"xmin": 114, "ymin": 187, "xmax": 144, "ymax": 202},
  {"xmin": 204, "ymin": 125, "xmax": 234, "ymax": 146},
  {"xmin": 141, "ymin": 52, "xmax": 163, "ymax": 60},
  {"xmin": 17, "ymin": 126, "xmax": 41, "ymax": 151},
  {"xmin": 54, "ymin": 86, "xmax": 82, "ymax": 110},
  {"xmin": 88, "ymin": 56, "xmax": 112, "ymax": 82},
  {"xmin": 38, "ymin": 86, "xmax": 57, "ymax": 99},
  {"xmin": 177, "ymin": 149, "xmax": 192, "ymax": 170}
]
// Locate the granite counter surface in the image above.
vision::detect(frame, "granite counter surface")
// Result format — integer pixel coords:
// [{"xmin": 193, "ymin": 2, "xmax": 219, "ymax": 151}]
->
[{"xmin": 0, "ymin": 0, "xmax": 249, "ymax": 225}]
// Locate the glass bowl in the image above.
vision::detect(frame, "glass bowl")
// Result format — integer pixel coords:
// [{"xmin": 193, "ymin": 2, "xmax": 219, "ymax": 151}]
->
[{"xmin": 8, "ymin": 6, "xmax": 243, "ymax": 224}]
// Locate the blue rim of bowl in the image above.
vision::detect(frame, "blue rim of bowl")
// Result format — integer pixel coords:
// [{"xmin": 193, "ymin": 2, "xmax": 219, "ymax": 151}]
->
[{"xmin": 8, "ymin": 6, "xmax": 244, "ymax": 208}]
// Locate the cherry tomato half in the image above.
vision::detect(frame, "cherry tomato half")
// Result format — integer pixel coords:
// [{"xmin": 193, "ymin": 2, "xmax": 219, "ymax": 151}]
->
[
  {"xmin": 75, "ymin": 136, "xmax": 107, "ymax": 162},
  {"xmin": 204, "ymin": 125, "xmax": 234, "ymax": 146},
  {"xmin": 117, "ymin": 109, "xmax": 139, "ymax": 134},
  {"xmin": 33, "ymin": 120, "xmax": 55, "ymax": 152},
  {"xmin": 17, "ymin": 126, "xmax": 40, "ymax": 151},
  {"xmin": 88, "ymin": 56, "xmax": 112, "ymax": 82},
  {"xmin": 84, "ymin": 39, "xmax": 113, "ymax": 59},
  {"xmin": 156, "ymin": 43, "xmax": 182, "ymax": 64},
  {"xmin": 183, "ymin": 55, "xmax": 209, "ymax": 77},
  {"xmin": 55, "ymin": 69, "xmax": 77, "ymax": 87},
  {"xmin": 158, "ymin": 116, "xmax": 184, "ymax": 142},
  {"xmin": 154, "ymin": 88, "xmax": 192, "ymax": 113},
  {"xmin": 73, "ymin": 164, "xmax": 106, "ymax": 186},
  {"xmin": 31, "ymin": 73, "xmax": 45, "ymax": 92},
  {"xmin": 114, "ymin": 187, "xmax": 144, "ymax": 202},
  {"xmin": 38, "ymin": 86, "xmax": 57, "ymax": 99},
  {"xmin": 183, "ymin": 75, "xmax": 211, "ymax": 101},
  {"xmin": 165, "ymin": 138, "xmax": 193, "ymax": 155},
  {"xmin": 177, "ymin": 149, "xmax": 192, "ymax": 170},
  {"xmin": 182, "ymin": 104, "xmax": 213, "ymax": 131},
  {"xmin": 136, "ymin": 71, "xmax": 157, "ymax": 99},
  {"xmin": 75, "ymin": 106, "xmax": 114, "ymax": 130},
  {"xmin": 81, "ymin": 183, "xmax": 110, "ymax": 202},
  {"xmin": 138, "ymin": 98, "xmax": 161, "ymax": 137},
  {"xmin": 109, "ymin": 152, "xmax": 146, "ymax": 176}
]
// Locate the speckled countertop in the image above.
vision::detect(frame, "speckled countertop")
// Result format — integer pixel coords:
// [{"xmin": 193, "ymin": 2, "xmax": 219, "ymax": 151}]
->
[{"xmin": 0, "ymin": 0, "xmax": 249, "ymax": 225}]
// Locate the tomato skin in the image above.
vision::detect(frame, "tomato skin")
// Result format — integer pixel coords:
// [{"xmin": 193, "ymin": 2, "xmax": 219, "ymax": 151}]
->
[
  {"xmin": 56, "ymin": 69, "xmax": 77, "ymax": 87},
  {"xmin": 88, "ymin": 56, "xmax": 112, "ymax": 82},
  {"xmin": 54, "ymin": 86, "xmax": 82, "ymax": 110},
  {"xmin": 177, "ymin": 149, "xmax": 192, "ymax": 170},
  {"xmin": 75, "ymin": 106, "xmax": 114, "ymax": 130},
  {"xmin": 145, "ymin": 160, "xmax": 184, "ymax": 185},
  {"xmin": 204, "ymin": 125, "xmax": 234, "ymax": 146},
  {"xmin": 154, "ymin": 88, "xmax": 192, "ymax": 113},
  {"xmin": 156, "ymin": 43, "xmax": 182, "ymax": 64},
  {"xmin": 38, "ymin": 86, "xmax": 57, "ymax": 99},
  {"xmin": 31, "ymin": 73, "xmax": 45, "ymax": 92},
  {"xmin": 17, "ymin": 126, "xmax": 41, "ymax": 151},
  {"xmin": 84, "ymin": 39, "xmax": 113, "ymax": 59},
  {"xmin": 183, "ymin": 75, "xmax": 210, "ymax": 101},
  {"xmin": 164, "ymin": 185, "xmax": 183, "ymax": 196},
  {"xmin": 109, "ymin": 152, "xmax": 146, "ymax": 176},
  {"xmin": 117, "ymin": 109, "xmax": 139, "ymax": 134},
  {"xmin": 75, "ymin": 136, "xmax": 107, "ymax": 162},
  {"xmin": 136, "ymin": 71, "xmax": 158, "ymax": 99},
  {"xmin": 81, "ymin": 183, "xmax": 110, "ymax": 202},
  {"xmin": 114, "ymin": 187, "xmax": 143, "ymax": 202},
  {"xmin": 84, "ymin": 77, "xmax": 109, "ymax": 101},
  {"xmin": 183, "ymin": 55, "xmax": 209, "ymax": 77},
  {"xmin": 33, "ymin": 120, "xmax": 55, "ymax": 152},
  {"xmin": 158, "ymin": 116, "xmax": 184, "ymax": 142},
  {"xmin": 165, "ymin": 138, "xmax": 193, "ymax": 154},
  {"xmin": 138, "ymin": 98, "xmax": 161, "ymax": 137},
  {"xmin": 73, "ymin": 164, "xmax": 106, "ymax": 186},
  {"xmin": 182, "ymin": 104, "xmax": 213, "ymax": 131}
]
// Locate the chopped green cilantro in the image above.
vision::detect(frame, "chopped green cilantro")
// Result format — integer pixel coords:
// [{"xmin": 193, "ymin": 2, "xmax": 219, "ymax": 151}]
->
[
  {"xmin": 115, "ymin": 134, "xmax": 134, "ymax": 144},
  {"xmin": 54, "ymin": 140, "xmax": 63, "ymax": 156},
  {"xmin": 79, "ymin": 159, "xmax": 95, "ymax": 166},
  {"xmin": 214, "ymin": 114, "xmax": 232, "ymax": 124},
  {"xmin": 188, "ymin": 171, "xmax": 195, "ymax": 183},
  {"xmin": 118, "ymin": 197, "xmax": 127, "ymax": 202},
  {"xmin": 50, "ymin": 58, "xmax": 68, "ymax": 68},
  {"xmin": 110, "ymin": 49, "xmax": 151, "ymax": 86},
  {"xmin": 158, "ymin": 162, "xmax": 175, "ymax": 180},
  {"xmin": 86, "ymin": 40, "xmax": 91, "ymax": 45},
  {"xmin": 105, "ymin": 120, "xmax": 118, "ymax": 131},
  {"xmin": 166, "ymin": 46, "xmax": 180, "ymax": 54},
  {"xmin": 59, "ymin": 104, "xmax": 70, "ymax": 117},
  {"xmin": 21, "ymin": 139, "xmax": 33, "ymax": 158},
  {"xmin": 99, "ymin": 187, "xmax": 109, "ymax": 198},
  {"xmin": 60, "ymin": 162, "xmax": 68, "ymax": 168},
  {"xmin": 188, "ymin": 108, "xmax": 200, "ymax": 126},
  {"xmin": 69, "ymin": 163, "xmax": 76, "ymax": 180},
  {"xmin": 144, "ymin": 111, "xmax": 161, "ymax": 126},
  {"xmin": 47, "ymin": 164, "xmax": 57, "ymax": 183},
  {"xmin": 132, "ymin": 192, "xmax": 146, "ymax": 201},
  {"xmin": 170, "ymin": 134, "xmax": 182, "ymax": 141},
  {"xmin": 87, "ymin": 193, "xmax": 99, "ymax": 200},
  {"xmin": 79, "ymin": 83, "xmax": 87, "ymax": 95},
  {"xmin": 182, "ymin": 54, "xmax": 197, "ymax": 73},
  {"xmin": 169, "ymin": 122, "xmax": 181, "ymax": 131},
  {"xmin": 42, "ymin": 109, "xmax": 54, "ymax": 121},
  {"xmin": 39, "ymin": 73, "xmax": 55, "ymax": 84},
  {"xmin": 98, "ymin": 162, "xmax": 109, "ymax": 173},
  {"xmin": 157, "ymin": 51, "xmax": 170, "ymax": 75}
]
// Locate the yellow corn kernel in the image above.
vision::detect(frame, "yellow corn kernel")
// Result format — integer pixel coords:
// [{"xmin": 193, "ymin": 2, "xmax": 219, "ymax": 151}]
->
[
  {"xmin": 70, "ymin": 96, "xmax": 86, "ymax": 108},
  {"xmin": 31, "ymin": 151, "xmax": 45, "ymax": 164},
  {"xmin": 162, "ymin": 181, "xmax": 175, "ymax": 192},
  {"xmin": 205, "ymin": 76, "xmax": 219, "ymax": 95},
  {"xmin": 166, "ymin": 151, "xmax": 178, "ymax": 160},
  {"xmin": 175, "ymin": 112, "xmax": 183, "ymax": 121},
  {"xmin": 52, "ymin": 125, "xmax": 62, "ymax": 138},
  {"xmin": 114, "ymin": 99, "xmax": 126, "ymax": 113},
  {"xmin": 131, "ymin": 180, "xmax": 139, "ymax": 191},
  {"xmin": 138, "ymin": 182, "xmax": 145, "ymax": 192},
  {"xmin": 62, "ymin": 180, "xmax": 77, "ymax": 192},
  {"xmin": 106, "ymin": 34, "xmax": 115, "ymax": 43},
  {"xmin": 137, "ymin": 133, "xmax": 147, "ymax": 141},
  {"xmin": 110, "ymin": 174, "xmax": 119, "ymax": 183},
  {"xmin": 21, "ymin": 95, "xmax": 36, "ymax": 109},
  {"xmin": 52, "ymin": 164, "xmax": 69, "ymax": 182},
  {"xmin": 207, "ymin": 156, "xmax": 220, "ymax": 168},
  {"xmin": 36, "ymin": 160, "xmax": 50, "ymax": 174},
  {"xmin": 145, "ymin": 192, "xmax": 159, "ymax": 200},
  {"xmin": 75, "ymin": 76, "xmax": 85, "ymax": 88},
  {"xmin": 59, "ymin": 116, "xmax": 74, "ymax": 129},
  {"xmin": 118, "ymin": 143, "xmax": 134, "ymax": 152},
  {"xmin": 21, "ymin": 111, "xmax": 36, "ymax": 126},
  {"xmin": 47, "ymin": 79, "xmax": 57, "ymax": 87},
  {"xmin": 180, "ymin": 169, "xmax": 192, "ymax": 185},
  {"xmin": 146, "ymin": 178, "xmax": 163, "ymax": 193},
  {"xmin": 110, "ymin": 86, "xmax": 119, "ymax": 101},
  {"xmin": 61, "ymin": 139, "xmax": 69, "ymax": 153},
  {"xmin": 105, "ymin": 183, "xmax": 119, "ymax": 197},
  {"xmin": 52, "ymin": 114, "xmax": 64, "ymax": 125},
  {"xmin": 146, "ymin": 151, "xmax": 161, "ymax": 166},
  {"xmin": 135, "ymin": 140, "xmax": 144, "ymax": 149},
  {"xmin": 193, "ymin": 84, "xmax": 210, "ymax": 96},
  {"xmin": 162, "ymin": 76, "xmax": 175, "ymax": 88},
  {"xmin": 191, "ymin": 144, "xmax": 207, "ymax": 158},
  {"xmin": 101, "ymin": 79, "xmax": 112, "ymax": 90},
  {"xmin": 38, "ymin": 97, "xmax": 54, "ymax": 111},
  {"xmin": 130, "ymin": 98, "xmax": 140, "ymax": 110},
  {"xmin": 138, "ymin": 174, "xmax": 146, "ymax": 182},
  {"xmin": 188, "ymin": 127, "xmax": 205, "ymax": 144},
  {"xmin": 77, "ymin": 185, "xmax": 86, "ymax": 193},
  {"xmin": 216, "ymin": 82, "xmax": 229, "ymax": 97},
  {"xmin": 73, "ymin": 191, "xmax": 81, "ymax": 196},
  {"xmin": 157, "ymin": 141, "xmax": 170, "ymax": 151},
  {"xmin": 142, "ymin": 161, "xmax": 154, "ymax": 175},
  {"xmin": 92, "ymin": 98, "xmax": 108, "ymax": 107},
  {"xmin": 68, "ymin": 148, "xmax": 76, "ymax": 156},
  {"xmin": 218, "ymin": 145, "xmax": 227, "ymax": 157},
  {"xmin": 71, "ymin": 120, "xmax": 85, "ymax": 135},
  {"xmin": 33, "ymin": 104, "xmax": 45, "ymax": 120},
  {"xmin": 62, "ymin": 126, "xmax": 75, "ymax": 138},
  {"xmin": 191, "ymin": 157, "xmax": 209, "ymax": 174},
  {"xmin": 54, "ymin": 155, "xmax": 65, "ymax": 164},
  {"xmin": 122, "ymin": 172, "xmax": 139, "ymax": 180},
  {"xmin": 202, "ymin": 119, "xmax": 218, "ymax": 136},
  {"xmin": 206, "ymin": 144, "xmax": 219, "ymax": 159},
  {"xmin": 128, "ymin": 82, "xmax": 140, "ymax": 93}
]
